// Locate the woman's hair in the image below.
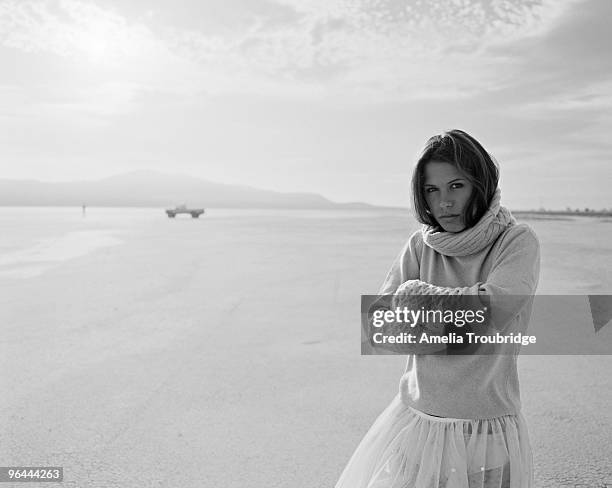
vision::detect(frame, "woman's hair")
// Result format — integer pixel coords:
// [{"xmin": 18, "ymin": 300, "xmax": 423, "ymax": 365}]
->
[{"xmin": 411, "ymin": 129, "xmax": 499, "ymax": 229}]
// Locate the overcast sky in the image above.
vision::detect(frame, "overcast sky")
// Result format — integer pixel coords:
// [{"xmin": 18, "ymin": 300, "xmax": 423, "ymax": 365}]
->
[{"xmin": 1, "ymin": 0, "xmax": 610, "ymax": 209}]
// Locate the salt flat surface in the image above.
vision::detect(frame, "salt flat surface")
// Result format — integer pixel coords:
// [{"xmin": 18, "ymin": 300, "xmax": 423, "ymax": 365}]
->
[{"xmin": 0, "ymin": 207, "xmax": 610, "ymax": 487}]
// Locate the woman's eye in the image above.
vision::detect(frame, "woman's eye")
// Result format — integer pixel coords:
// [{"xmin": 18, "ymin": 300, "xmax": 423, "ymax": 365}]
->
[
  {"xmin": 425, "ymin": 188, "xmax": 437, "ymax": 193},
  {"xmin": 451, "ymin": 183, "xmax": 464, "ymax": 189}
]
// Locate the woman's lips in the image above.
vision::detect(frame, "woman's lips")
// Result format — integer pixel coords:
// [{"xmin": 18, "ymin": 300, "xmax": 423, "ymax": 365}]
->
[{"xmin": 438, "ymin": 215, "xmax": 459, "ymax": 220}]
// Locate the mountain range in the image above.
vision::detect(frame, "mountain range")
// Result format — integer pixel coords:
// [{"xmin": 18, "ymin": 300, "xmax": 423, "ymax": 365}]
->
[{"xmin": 0, "ymin": 171, "xmax": 376, "ymax": 209}]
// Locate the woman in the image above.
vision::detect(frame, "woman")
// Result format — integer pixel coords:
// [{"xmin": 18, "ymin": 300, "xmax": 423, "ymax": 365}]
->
[{"xmin": 336, "ymin": 130, "xmax": 540, "ymax": 488}]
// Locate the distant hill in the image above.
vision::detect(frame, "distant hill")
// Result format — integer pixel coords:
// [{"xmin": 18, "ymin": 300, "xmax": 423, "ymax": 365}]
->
[{"xmin": 0, "ymin": 171, "xmax": 377, "ymax": 209}]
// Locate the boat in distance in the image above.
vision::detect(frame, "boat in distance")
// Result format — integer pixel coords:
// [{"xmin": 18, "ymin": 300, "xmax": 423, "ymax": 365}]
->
[{"xmin": 165, "ymin": 204, "xmax": 205, "ymax": 218}]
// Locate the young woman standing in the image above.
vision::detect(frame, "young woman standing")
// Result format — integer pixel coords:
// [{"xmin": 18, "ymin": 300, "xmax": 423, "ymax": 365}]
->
[{"xmin": 336, "ymin": 130, "xmax": 540, "ymax": 488}]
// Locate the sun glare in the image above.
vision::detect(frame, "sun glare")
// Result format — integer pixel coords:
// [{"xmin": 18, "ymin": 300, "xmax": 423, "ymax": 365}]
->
[
  {"xmin": 81, "ymin": 33, "xmax": 111, "ymax": 59},
  {"xmin": 73, "ymin": 17, "xmax": 127, "ymax": 64}
]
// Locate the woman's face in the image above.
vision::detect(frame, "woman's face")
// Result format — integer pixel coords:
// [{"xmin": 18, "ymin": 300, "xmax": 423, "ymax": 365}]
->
[{"xmin": 423, "ymin": 161, "xmax": 474, "ymax": 232}]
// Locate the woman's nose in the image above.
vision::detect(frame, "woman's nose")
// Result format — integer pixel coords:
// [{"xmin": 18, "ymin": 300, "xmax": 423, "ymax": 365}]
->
[{"xmin": 440, "ymin": 201, "xmax": 453, "ymax": 209}]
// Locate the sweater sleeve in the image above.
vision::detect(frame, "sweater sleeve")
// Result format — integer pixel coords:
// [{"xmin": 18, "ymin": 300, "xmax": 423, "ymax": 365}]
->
[
  {"xmin": 479, "ymin": 224, "xmax": 540, "ymax": 296},
  {"xmin": 476, "ymin": 224, "xmax": 541, "ymax": 333},
  {"xmin": 363, "ymin": 233, "xmax": 462, "ymax": 354},
  {"xmin": 362, "ymin": 232, "xmax": 422, "ymax": 354},
  {"xmin": 377, "ymin": 231, "xmax": 422, "ymax": 295}
]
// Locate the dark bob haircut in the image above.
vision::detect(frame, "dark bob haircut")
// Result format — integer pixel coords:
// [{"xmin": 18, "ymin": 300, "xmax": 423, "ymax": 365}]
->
[{"xmin": 411, "ymin": 129, "xmax": 499, "ymax": 230}]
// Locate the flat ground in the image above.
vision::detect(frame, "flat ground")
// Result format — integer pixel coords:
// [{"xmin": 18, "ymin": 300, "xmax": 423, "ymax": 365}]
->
[{"xmin": 1, "ymin": 209, "xmax": 610, "ymax": 487}]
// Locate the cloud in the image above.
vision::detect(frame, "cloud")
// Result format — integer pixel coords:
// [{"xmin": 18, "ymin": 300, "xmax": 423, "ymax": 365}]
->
[
  {"xmin": 0, "ymin": 0, "xmax": 585, "ymax": 103},
  {"xmin": 0, "ymin": 0, "xmax": 150, "ymax": 58},
  {"xmin": 464, "ymin": 0, "xmax": 612, "ymax": 156}
]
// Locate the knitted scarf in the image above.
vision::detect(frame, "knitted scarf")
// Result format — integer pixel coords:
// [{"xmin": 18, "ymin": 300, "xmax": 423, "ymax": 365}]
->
[{"xmin": 421, "ymin": 188, "xmax": 516, "ymax": 257}]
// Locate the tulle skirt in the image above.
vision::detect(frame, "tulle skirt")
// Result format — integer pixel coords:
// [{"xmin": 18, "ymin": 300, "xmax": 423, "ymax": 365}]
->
[{"xmin": 334, "ymin": 394, "xmax": 533, "ymax": 488}]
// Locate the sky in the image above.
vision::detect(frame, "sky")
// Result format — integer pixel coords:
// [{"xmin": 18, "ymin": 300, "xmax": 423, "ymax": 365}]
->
[{"xmin": 0, "ymin": 0, "xmax": 610, "ymax": 209}]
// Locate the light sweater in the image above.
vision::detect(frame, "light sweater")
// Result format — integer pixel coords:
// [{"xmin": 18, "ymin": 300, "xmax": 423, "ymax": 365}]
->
[{"xmin": 374, "ymin": 222, "xmax": 540, "ymax": 419}]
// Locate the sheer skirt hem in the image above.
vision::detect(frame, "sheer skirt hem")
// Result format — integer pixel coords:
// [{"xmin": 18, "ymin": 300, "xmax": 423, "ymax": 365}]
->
[{"xmin": 334, "ymin": 394, "xmax": 533, "ymax": 488}]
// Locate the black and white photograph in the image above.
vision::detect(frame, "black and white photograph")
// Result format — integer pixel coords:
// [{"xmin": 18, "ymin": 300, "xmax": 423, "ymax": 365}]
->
[{"xmin": 1, "ymin": 1, "xmax": 611, "ymax": 487}]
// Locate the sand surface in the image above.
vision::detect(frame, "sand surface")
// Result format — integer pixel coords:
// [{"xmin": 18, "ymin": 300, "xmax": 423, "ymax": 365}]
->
[{"xmin": 0, "ymin": 208, "xmax": 611, "ymax": 487}]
